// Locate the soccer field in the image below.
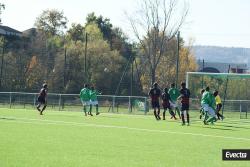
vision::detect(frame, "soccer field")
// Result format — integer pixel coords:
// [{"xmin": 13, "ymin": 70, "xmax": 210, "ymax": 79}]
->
[{"xmin": 0, "ymin": 108, "xmax": 249, "ymax": 167}]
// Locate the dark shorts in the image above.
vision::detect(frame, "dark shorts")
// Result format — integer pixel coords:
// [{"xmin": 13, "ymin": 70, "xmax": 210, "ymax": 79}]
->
[
  {"xmin": 151, "ymin": 101, "xmax": 160, "ymax": 108},
  {"xmin": 162, "ymin": 102, "xmax": 171, "ymax": 110},
  {"xmin": 181, "ymin": 104, "xmax": 189, "ymax": 111},
  {"xmin": 216, "ymin": 103, "xmax": 222, "ymax": 112},
  {"xmin": 37, "ymin": 96, "xmax": 46, "ymax": 104}
]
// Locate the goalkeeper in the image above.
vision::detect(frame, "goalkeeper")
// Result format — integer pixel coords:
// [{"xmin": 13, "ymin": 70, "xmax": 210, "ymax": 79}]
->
[
  {"xmin": 201, "ymin": 87, "xmax": 217, "ymax": 125},
  {"xmin": 213, "ymin": 90, "xmax": 224, "ymax": 120}
]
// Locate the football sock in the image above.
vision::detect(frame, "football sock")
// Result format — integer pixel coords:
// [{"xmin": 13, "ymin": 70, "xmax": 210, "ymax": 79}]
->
[
  {"xmin": 176, "ymin": 109, "xmax": 181, "ymax": 118},
  {"xmin": 187, "ymin": 113, "xmax": 190, "ymax": 124},
  {"xmin": 154, "ymin": 110, "xmax": 158, "ymax": 120},
  {"xmin": 163, "ymin": 110, "xmax": 166, "ymax": 120},
  {"xmin": 204, "ymin": 111, "xmax": 209, "ymax": 121},
  {"xmin": 41, "ymin": 106, "xmax": 46, "ymax": 112},
  {"xmin": 181, "ymin": 113, "xmax": 185, "ymax": 124},
  {"xmin": 169, "ymin": 110, "xmax": 176, "ymax": 119},
  {"xmin": 96, "ymin": 105, "xmax": 99, "ymax": 113}
]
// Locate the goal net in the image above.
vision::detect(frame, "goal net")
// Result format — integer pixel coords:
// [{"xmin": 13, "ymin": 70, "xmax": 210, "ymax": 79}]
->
[{"xmin": 186, "ymin": 72, "xmax": 250, "ymax": 119}]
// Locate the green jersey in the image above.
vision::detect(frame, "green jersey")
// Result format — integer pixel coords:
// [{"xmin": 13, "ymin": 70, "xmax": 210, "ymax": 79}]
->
[
  {"xmin": 201, "ymin": 91, "xmax": 216, "ymax": 109},
  {"xmin": 201, "ymin": 91, "xmax": 210, "ymax": 105},
  {"xmin": 209, "ymin": 93, "xmax": 216, "ymax": 110},
  {"xmin": 168, "ymin": 88, "xmax": 180, "ymax": 102},
  {"xmin": 90, "ymin": 90, "xmax": 100, "ymax": 101},
  {"xmin": 80, "ymin": 88, "xmax": 90, "ymax": 101}
]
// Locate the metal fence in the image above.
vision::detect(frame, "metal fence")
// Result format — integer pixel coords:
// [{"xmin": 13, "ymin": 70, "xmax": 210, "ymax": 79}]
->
[
  {"xmin": 0, "ymin": 92, "xmax": 248, "ymax": 118},
  {"xmin": 0, "ymin": 92, "xmax": 148, "ymax": 114}
]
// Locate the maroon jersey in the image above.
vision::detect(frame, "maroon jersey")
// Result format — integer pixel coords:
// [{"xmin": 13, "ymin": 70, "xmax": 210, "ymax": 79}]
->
[
  {"xmin": 161, "ymin": 92, "xmax": 171, "ymax": 108},
  {"xmin": 39, "ymin": 88, "xmax": 47, "ymax": 98},
  {"xmin": 148, "ymin": 88, "xmax": 161, "ymax": 102},
  {"xmin": 179, "ymin": 88, "xmax": 190, "ymax": 105}
]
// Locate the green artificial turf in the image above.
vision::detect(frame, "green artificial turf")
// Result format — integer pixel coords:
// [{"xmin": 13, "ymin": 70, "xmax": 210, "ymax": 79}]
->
[{"xmin": 0, "ymin": 108, "xmax": 249, "ymax": 167}]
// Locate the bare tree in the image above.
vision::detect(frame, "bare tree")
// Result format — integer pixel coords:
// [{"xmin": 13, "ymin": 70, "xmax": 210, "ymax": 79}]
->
[{"xmin": 127, "ymin": 0, "xmax": 188, "ymax": 85}]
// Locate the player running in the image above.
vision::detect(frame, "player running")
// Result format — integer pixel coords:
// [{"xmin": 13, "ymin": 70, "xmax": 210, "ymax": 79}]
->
[
  {"xmin": 148, "ymin": 82, "xmax": 161, "ymax": 120},
  {"xmin": 162, "ymin": 87, "xmax": 176, "ymax": 120},
  {"xmin": 80, "ymin": 84, "xmax": 91, "ymax": 116},
  {"xmin": 213, "ymin": 90, "xmax": 224, "ymax": 120},
  {"xmin": 89, "ymin": 86, "xmax": 101, "ymax": 115},
  {"xmin": 178, "ymin": 82, "xmax": 191, "ymax": 126},
  {"xmin": 36, "ymin": 83, "xmax": 48, "ymax": 115},
  {"xmin": 168, "ymin": 83, "xmax": 181, "ymax": 119},
  {"xmin": 201, "ymin": 87, "xmax": 217, "ymax": 125}
]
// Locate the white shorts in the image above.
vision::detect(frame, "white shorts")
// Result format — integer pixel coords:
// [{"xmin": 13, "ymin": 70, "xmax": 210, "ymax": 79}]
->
[
  {"xmin": 170, "ymin": 101, "xmax": 178, "ymax": 108},
  {"xmin": 201, "ymin": 104, "xmax": 216, "ymax": 117},
  {"xmin": 90, "ymin": 100, "xmax": 98, "ymax": 105},
  {"xmin": 81, "ymin": 99, "xmax": 90, "ymax": 106}
]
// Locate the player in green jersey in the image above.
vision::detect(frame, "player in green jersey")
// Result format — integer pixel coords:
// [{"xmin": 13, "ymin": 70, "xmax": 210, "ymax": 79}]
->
[
  {"xmin": 89, "ymin": 86, "xmax": 101, "ymax": 115},
  {"xmin": 168, "ymin": 83, "xmax": 181, "ymax": 119},
  {"xmin": 201, "ymin": 87, "xmax": 217, "ymax": 125},
  {"xmin": 80, "ymin": 84, "xmax": 91, "ymax": 116}
]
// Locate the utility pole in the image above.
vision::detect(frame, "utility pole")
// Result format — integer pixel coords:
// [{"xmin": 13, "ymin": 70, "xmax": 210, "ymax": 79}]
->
[
  {"xmin": 130, "ymin": 56, "xmax": 134, "ymax": 96},
  {"xmin": 84, "ymin": 33, "xmax": 88, "ymax": 77},
  {"xmin": 63, "ymin": 39, "xmax": 67, "ymax": 88},
  {"xmin": 175, "ymin": 31, "xmax": 180, "ymax": 88},
  {"xmin": 0, "ymin": 36, "xmax": 5, "ymax": 90},
  {"xmin": 201, "ymin": 59, "xmax": 205, "ymax": 88}
]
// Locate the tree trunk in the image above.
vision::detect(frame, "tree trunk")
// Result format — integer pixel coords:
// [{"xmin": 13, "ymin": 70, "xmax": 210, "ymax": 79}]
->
[{"xmin": 151, "ymin": 67, "xmax": 156, "ymax": 86}]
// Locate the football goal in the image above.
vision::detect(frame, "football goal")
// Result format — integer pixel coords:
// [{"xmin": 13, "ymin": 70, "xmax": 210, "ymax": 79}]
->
[{"xmin": 186, "ymin": 72, "xmax": 250, "ymax": 119}]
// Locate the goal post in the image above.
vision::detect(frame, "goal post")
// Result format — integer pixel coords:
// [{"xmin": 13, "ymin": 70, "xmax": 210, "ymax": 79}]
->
[{"xmin": 186, "ymin": 72, "xmax": 250, "ymax": 118}]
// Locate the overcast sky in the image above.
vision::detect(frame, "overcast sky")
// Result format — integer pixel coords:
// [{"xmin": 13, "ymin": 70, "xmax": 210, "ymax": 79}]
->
[{"xmin": 1, "ymin": 0, "xmax": 250, "ymax": 48}]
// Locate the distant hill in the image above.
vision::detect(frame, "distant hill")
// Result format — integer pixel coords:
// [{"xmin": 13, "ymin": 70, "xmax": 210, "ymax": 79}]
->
[{"xmin": 192, "ymin": 46, "xmax": 250, "ymax": 67}]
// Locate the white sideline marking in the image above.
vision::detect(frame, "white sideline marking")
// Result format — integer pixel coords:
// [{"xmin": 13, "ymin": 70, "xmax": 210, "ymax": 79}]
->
[{"xmin": 1, "ymin": 116, "xmax": 250, "ymax": 141}]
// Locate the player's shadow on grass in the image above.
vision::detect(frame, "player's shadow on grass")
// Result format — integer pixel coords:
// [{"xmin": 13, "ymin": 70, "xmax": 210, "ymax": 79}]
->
[
  {"xmin": 215, "ymin": 124, "xmax": 250, "ymax": 130},
  {"xmin": 202, "ymin": 126, "xmax": 236, "ymax": 131},
  {"xmin": 0, "ymin": 117, "xmax": 16, "ymax": 121}
]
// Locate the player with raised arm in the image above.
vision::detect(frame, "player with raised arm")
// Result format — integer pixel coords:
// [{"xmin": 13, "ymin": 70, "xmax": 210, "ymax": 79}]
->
[
  {"xmin": 80, "ymin": 84, "xmax": 91, "ymax": 116},
  {"xmin": 89, "ymin": 86, "xmax": 101, "ymax": 115},
  {"xmin": 168, "ymin": 83, "xmax": 181, "ymax": 119},
  {"xmin": 148, "ymin": 82, "xmax": 161, "ymax": 120},
  {"xmin": 178, "ymin": 82, "xmax": 191, "ymax": 126},
  {"xmin": 162, "ymin": 87, "xmax": 176, "ymax": 120},
  {"xmin": 36, "ymin": 83, "xmax": 48, "ymax": 115}
]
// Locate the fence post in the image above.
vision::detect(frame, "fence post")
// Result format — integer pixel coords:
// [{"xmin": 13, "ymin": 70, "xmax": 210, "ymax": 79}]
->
[
  {"xmin": 128, "ymin": 96, "xmax": 132, "ymax": 113},
  {"xmin": 59, "ymin": 94, "xmax": 62, "ymax": 111},
  {"xmin": 112, "ymin": 96, "xmax": 115, "ymax": 112},
  {"xmin": 144, "ymin": 97, "xmax": 148, "ymax": 115},
  {"xmin": 240, "ymin": 100, "xmax": 242, "ymax": 119},
  {"xmin": 9, "ymin": 92, "xmax": 12, "ymax": 108},
  {"xmin": 246, "ymin": 102, "xmax": 248, "ymax": 119},
  {"xmin": 33, "ymin": 94, "xmax": 36, "ymax": 107}
]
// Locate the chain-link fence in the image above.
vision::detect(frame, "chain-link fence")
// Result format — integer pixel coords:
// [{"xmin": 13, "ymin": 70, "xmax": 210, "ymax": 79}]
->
[
  {"xmin": 0, "ymin": 92, "xmax": 148, "ymax": 114},
  {"xmin": 0, "ymin": 92, "xmax": 248, "ymax": 118}
]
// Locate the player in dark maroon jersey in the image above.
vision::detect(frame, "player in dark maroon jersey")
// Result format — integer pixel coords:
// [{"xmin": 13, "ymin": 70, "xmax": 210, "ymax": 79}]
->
[
  {"xmin": 36, "ymin": 83, "xmax": 48, "ymax": 115},
  {"xmin": 162, "ymin": 88, "xmax": 176, "ymax": 120},
  {"xmin": 148, "ymin": 82, "xmax": 161, "ymax": 120},
  {"xmin": 178, "ymin": 82, "xmax": 191, "ymax": 126}
]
